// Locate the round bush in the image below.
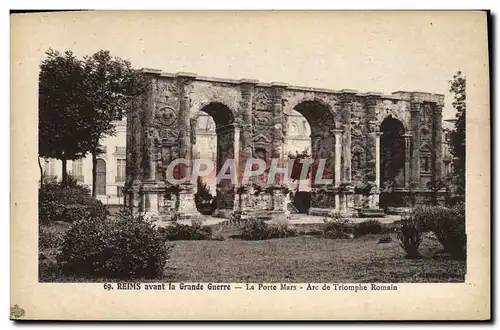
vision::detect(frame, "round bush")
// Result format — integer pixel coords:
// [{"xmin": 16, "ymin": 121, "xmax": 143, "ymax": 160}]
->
[
  {"xmin": 160, "ymin": 223, "xmax": 212, "ymax": 241},
  {"xmin": 240, "ymin": 218, "xmax": 270, "ymax": 240},
  {"xmin": 414, "ymin": 204, "xmax": 466, "ymax": 260},
  {"xmin": 39, "ymin": 180, "xmax": 108, "ymax": 224},
  {"xmin": 58, "ymin": 211, "xmax": 172, "ymax": 279},
  {"xmin": 354, "ymin": 219, "xmax": 383, "ymax": 237},
  {"xmin": 239, "ymin": 217, "xmax": 297, "ymax": 240}
]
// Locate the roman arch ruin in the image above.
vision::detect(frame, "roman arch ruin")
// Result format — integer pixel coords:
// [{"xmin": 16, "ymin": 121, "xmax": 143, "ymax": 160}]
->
[{"xmin": 124, "ymin": 69, "xmax": 445, "ymax": 219}]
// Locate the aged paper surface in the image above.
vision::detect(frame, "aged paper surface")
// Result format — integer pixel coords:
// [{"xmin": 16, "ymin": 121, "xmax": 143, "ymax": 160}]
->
[{"xmin": 11, "ymin": 11, "xmax": 489, "ymax": 320}]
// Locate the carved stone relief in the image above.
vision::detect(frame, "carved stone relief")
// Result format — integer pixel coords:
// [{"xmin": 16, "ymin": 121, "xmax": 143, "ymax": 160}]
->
[{"xmin": 253, "ymin": 88, "xmax": 274, "ymax": 111}]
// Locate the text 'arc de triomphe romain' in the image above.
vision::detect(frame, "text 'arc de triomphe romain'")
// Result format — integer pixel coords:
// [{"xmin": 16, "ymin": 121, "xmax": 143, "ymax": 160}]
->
[{"xmin": 124, "ymin": 69, "xmax": 445, "ymax": 219}]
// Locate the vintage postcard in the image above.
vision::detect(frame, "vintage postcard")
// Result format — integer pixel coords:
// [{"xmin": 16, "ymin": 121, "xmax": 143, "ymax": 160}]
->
[{"xmin": 10, "ymin": 10, "xmax": 490, "ymax": 320}]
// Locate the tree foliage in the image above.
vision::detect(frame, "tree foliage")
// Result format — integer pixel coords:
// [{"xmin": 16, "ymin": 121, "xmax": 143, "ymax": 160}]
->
[
  {"xmin": 79, "ymin": 50, "xmax": 147, "ymax": 196},
  {"xmin": 38, "ymin": 49, "xmax": 147, "ymax": 193},
  {"xmin": 39, "ymin": 50, "xmax": 88, "ymax": 182},
  {"xmin": 447, "ymin": 71, "xmax": 466, "ymax": 198}
]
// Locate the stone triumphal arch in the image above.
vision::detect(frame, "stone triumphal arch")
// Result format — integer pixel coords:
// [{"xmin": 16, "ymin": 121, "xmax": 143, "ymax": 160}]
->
[{"xmin": 125, "ymin": 69, "xmax": 445, "ymax": 218}]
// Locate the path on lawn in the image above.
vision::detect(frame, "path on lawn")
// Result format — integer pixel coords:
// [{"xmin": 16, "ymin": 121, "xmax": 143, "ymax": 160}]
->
[{"xmin": 177, "ymin": 214, "xmax": 402, "ymax": 226}]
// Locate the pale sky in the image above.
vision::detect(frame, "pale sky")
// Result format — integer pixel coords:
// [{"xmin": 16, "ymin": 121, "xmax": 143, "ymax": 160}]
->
[{"xmin": 13, "ymin": 11, "xmax": 489, "ymax": 120}]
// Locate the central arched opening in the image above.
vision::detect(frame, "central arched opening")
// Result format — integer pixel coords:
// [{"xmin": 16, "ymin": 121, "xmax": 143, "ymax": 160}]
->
[
  {"xmin": 288, "ymin": 100, "xmax": 336, "ymax": 212},
  {"xmin": 192, "ymin": 102, "xmax": 235, "ymax": 215},
  {"xmin": 380, "ymin": 116, "xmax": 406, "ymax": 190}
]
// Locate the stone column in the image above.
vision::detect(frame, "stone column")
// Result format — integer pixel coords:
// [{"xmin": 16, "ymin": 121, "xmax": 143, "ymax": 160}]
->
[
  {"xmin": 177, "ymin": 79, "xmax": 192, "ymax": 180},
  {"xmin": 333, "ymin": 129, "xmax": 343, "ymax": 186},
  {"xmin": 175, "ymin": 73, "xmax": 199, "ymax": 218},
  {"xmin": 364, "ymin": 95, "xmax": 381, "ymax": 183},
  {"xmin": 270, "ymin": 83, "xmax": 288, "ymax": 212},
  {"xmin": 410, "ymin": 101, "xmax": 422, "ymax": 187},
  {"xmin": 374, "ymin": 131, "xmax": 382, "ymax": 189},
  {"xmin": 143, "ymin": 77, "xmax": 156, "ymax": 182},
  {"xmin": 433, "ymin": 103, "xmax": 444, "ymax": 181},
  {"xmin": 126, "ymin": 85, "xmax": 149, "ymax": 213},
  {"xmin": 402, "ymin": 133, "xmax": 412, "ymax": 188},
  {"xmin": 238, "ymin": 80, "xmax": 257, "ymax": 188},
  {"xmin": 141, "ymin": 77, "xmax": 163, "ymax": 216},
  {"xmin": 340, "ymin": 91, "xmax": 356, "ymax": 183},
  {"xmin": 333, "ymin": 129, "xmax": 342, "ymax": 210},
  {"xmin": 233, "ymin": 124, "xmax": 240, "ymax": 180},
  {"xmin": 125, "ymin": 97, "xmax": 141, "ymax": 211},
  {"xmin": 371, "ymin": 130, "xmax": 382, "ymax": 209},
  {"xmin": 271, "ymin": 84, "xmax": 288, "ymax": 161}
]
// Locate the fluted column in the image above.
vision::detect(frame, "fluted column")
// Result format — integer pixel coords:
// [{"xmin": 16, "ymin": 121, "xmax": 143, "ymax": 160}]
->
[
  {"xmin": 340, "ymin": 92, "xmax": 355, "ymax": 183},
  {"xmin": 410, "ymin": 101, "xmax": 422, "ymax": 186},
  {"xmin": 271, "ymin": 83, "xmax": 288, "ymax": 186},
  {"xmin": 364, "ymin": 95, "xmax": 380, "ymax": 183},
  {"xmin": 238, "ymin": 80, "xmax": 257, "ymax": 186},
  {"xmin": 333, "ymin": 129, "xmax": 343, "ymax": 186},
  {"xmin": 133, "ymin": 97, "xmax": 144, "ymax": 184},
  {"xmin": 433, "ymin": 103, "xmax": 444, "ymax": 181},
  {"xmin": 371, "ymin": 130, "xmax": 382, "ymax": 208},
  {"xmin": 403, "ymin": 133, "xmax": 412, "ymax": 188},
  {"xmin": 174, "ymin": 73, "xmax": 199, "ymax": 218},
  {"xmin": 333, "ymin": 129, "xmax": 343, "ymax": 210},
  {"xmin": 177, "ymin": 80, "xmax": 191, "ymax": 181},
  {"xmin": 374, "ymin": 131, "xmax": 382, "ymax": 189}
]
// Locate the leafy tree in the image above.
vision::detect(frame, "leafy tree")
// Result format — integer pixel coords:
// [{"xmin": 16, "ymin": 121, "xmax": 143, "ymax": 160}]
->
[
  {"xmin": 39, "ymin": 49, "xmax": 147, "ymax": 195},
  {"xmin": 447, "ymin": 71, "xmax": 466, "ymax": 200},
  {"xmin": 426, "ymin": 178, "xmax": 447, "ymax": 206},
  {"xmin": 39, "ymin": 50, "xmax": 88, "ymax": 183},
  {"xmin": 79, "ymin": 50, "xmax": 147, "ymax": 197}
]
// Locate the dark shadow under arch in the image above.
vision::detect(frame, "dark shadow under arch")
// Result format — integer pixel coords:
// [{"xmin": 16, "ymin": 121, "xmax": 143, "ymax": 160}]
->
[
  {"xmin": 199, "ymin": 102, "xmax": 234, "ymax": 129},
  {"xmin": 380, "ymin": 116, "xmax": 406, "ymax": 189}
]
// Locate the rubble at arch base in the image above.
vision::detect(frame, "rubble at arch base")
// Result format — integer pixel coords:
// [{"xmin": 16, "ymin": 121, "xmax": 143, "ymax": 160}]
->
[{"xmin": 123, "ymin": 70, "xmax": 446, "ymax": 220}]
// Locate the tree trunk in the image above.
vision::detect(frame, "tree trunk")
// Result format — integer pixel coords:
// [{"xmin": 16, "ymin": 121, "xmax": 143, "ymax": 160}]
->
[
  {"xmin": 432, "ymin": 189, "xmax": 438, "ymax": 206},
  {"xmin": 92, "ymin": 151, "xmax": 97, "ymax": 198},
  {"xmin": 38, "ymin": 157, "xmax": 44, "ymax": 188},
  {"xmin": 61, "ymin": 159, "xmax": 67, "ymax": 183}
]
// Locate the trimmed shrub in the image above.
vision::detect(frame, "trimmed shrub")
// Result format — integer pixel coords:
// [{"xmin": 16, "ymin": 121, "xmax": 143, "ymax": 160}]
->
[
  {"xmin": 267, "ymin": 216, "xmax": 298, "ymax": 238},
  {"xmin": 239, "ymin": 216, "xmax": 297, "ymax": 240},
  {"xmin": 413, "ymin": 204, "xmax": 466, "ymax": 260},
  {"xmin": 240, "ymin": 218, "xmax": 269, "ymax": 240},
  {"xmin": 397, "ymin": 212, "xmax": 424, "ymax": 259},
  {"xmin": 353, "ymin": 219, "xmax": 383, "ymax": 237},
  {"xmin": 322, "ymin": 212, "xmax": 350, "ymax": 239},
  {"xmin": 160, "ymin": 222, "xmax": 213, "ymax": 241},
  {"xmin": 58, "ymin": 210, "xmax": 172, "ymax": 279},
  {"xmin": 39, "ymin": 179, "xmax": 108, "ymax": 224},
  {"xmin": 229, "ymin": 210, "xmax": 249, "ymax": 225}
]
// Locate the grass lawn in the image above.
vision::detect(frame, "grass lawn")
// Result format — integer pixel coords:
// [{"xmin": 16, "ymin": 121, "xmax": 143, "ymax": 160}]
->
[
  {"xmin": 167, "ymin": 234, "xmax": 466, "ymax": 283},
  {"xmin": 39, "ymin": 221, "xmax": 466, "ymax": 283}
]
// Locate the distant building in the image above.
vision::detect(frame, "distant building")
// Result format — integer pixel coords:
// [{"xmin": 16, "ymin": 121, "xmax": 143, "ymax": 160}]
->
[{"xmin": 41, "ymin": 119, "xmax": 127, "ymax": 205}]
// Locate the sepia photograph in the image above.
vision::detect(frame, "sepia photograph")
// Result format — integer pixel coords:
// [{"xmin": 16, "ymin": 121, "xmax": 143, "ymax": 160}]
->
[{"xmin": 10, "ymin": 10, "xmax": 490, "ymax": 320}]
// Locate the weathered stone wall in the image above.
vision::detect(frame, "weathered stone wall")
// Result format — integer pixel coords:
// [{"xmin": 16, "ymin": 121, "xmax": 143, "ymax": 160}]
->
[
  {"xmin": 350, "ymin": 96, "xmax": 368, "ymax": 185},
  {"xmin": 125, "ymin": 70, "xmax": 445, "ymax": 216}
]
